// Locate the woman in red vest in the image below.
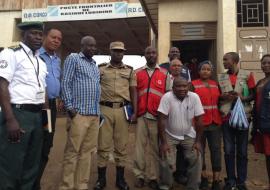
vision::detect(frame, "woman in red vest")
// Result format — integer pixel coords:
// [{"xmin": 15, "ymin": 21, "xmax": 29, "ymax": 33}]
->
[{"xmin": 191, "ymin": 61, "xmax": 222, "ymax": 190}]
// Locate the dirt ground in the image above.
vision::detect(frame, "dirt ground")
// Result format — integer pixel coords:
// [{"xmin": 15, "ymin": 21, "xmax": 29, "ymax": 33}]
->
[{"xmin": 41, "ymin": 118, "xmax": 269, "ymax": 190}]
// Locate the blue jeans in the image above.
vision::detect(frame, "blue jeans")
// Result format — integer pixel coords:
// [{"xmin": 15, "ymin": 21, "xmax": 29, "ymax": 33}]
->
[{"xmin": 222, "ymin": 121, "xmax": 249, "ymax": 186}]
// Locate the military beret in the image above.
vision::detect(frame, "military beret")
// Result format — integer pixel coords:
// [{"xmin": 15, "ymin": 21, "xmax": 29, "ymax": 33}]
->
[
  {"xmin": 110, "ymin": 41, "xmax": 126, "ymax": 51},
  {"xmin": 17, "ymin": 21, "xmax": 44, "ymax": 31}
]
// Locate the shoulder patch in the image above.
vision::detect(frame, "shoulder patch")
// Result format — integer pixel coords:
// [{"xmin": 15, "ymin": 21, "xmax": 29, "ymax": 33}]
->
[
  {"xmin": 98, "ymin": 62, "xmax": 108, "ymax": 67},
  {"xmin": 8, "ymin": 45, "xmax": 21, "ymax": 51}
]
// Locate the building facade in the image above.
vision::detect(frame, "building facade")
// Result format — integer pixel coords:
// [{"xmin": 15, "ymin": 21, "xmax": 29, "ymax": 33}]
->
[{"xmin": 140, "ymin": 0, "xmax": 268, "ymax": 80}]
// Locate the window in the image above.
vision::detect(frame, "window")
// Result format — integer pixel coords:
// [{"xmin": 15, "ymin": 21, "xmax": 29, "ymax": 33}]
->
[{"xmin": 237, "ymin": 0, "xmax": 268, "ymax": 27}]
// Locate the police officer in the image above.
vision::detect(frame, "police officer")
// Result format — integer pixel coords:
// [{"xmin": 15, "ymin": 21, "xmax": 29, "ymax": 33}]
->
[
  {"xmin": 94, "ymin": 41, "xmax": 137, "ymax": 190},
  {"xmin": 0, "ymin": 22, "xmax": 47, "ymax": 189},
  {"xmin": 34, "ymin": 27, "xmax": 63, "ymax": 190}
]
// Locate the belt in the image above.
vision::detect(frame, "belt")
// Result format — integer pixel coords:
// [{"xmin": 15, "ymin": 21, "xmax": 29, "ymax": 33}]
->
[
  {"xmin": 11, "ymin": 104, "xmax": 43, "ymax": 112},
  {"xmin": 100, "ymin": 101, "xmax": 128, "ymax": 109}
]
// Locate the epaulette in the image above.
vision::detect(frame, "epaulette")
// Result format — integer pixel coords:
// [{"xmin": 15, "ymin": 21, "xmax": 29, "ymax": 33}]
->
[
  {"xmin": 125, "ymin": 65, "xmax": 133, "ymax": 70},
  {"xmin": 98, "ymin": 62, "xmax": 108, "ymax": 67},
  {"xmin": 8, "ymin": 45, "xmax": 21, "ymax": 51}
]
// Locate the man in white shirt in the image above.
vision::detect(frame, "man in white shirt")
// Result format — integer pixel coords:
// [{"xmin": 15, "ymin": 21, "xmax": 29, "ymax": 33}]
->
[
  {"xmin": 0, "ymin": 22, "xmax": 47, "ymax": 190},
  {"xmin": 158, "ymin": 77, "xmax": 204, "ymax": 190}
]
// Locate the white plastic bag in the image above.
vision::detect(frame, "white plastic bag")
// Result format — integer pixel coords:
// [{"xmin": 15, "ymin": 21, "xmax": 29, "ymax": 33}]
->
[{"xmin": 229, "ymin": 97, "xmax": 249, "ymax": 130}]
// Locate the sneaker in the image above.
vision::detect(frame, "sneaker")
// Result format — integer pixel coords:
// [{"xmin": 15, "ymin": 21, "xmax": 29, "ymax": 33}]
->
[
  {"xmin": 212, "ymin": 180, "xmax": 221, "ymax": 190},
  {"xmin": 200, "ymin": 177, "xmax": 209, "ymax": 190},
  {"xmin": 134, "ymin": 178, "xmax": 145, "ymax": 188},
  {"xmin": 237, "ymin": 184, "xmax": 248, "ymax": 190},
  {"xmin": 148, "ymin": 180, "xmax": 159, "ymax": 190}
]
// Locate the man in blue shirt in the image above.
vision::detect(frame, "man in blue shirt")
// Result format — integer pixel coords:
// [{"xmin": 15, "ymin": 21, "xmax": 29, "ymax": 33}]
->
[
  {"xmin": 60, "ymin": 36, "xmax": 100, "ymax": 190},
  {"xmin": 34, "ymin": 27, "xmax": 62, "ymax": 190}
]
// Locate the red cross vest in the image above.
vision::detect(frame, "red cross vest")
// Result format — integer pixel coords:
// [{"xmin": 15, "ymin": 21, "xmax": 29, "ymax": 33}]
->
[
  {"xmin": 192, "ymin": 79, "xmax": 222, "ymax": 126},
  {"xmin": 136, "ymin": 67, "xmax": 168, "ymax": 117}
]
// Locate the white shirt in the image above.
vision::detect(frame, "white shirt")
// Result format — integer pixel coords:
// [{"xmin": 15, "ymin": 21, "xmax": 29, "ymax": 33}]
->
[
  {"xmin": 158, "ymin": 91, "xmax": 204, "ymax": 140},
  {"xmin": 0, "ymin": 42, "xmax": 47, "ymax": 104}
]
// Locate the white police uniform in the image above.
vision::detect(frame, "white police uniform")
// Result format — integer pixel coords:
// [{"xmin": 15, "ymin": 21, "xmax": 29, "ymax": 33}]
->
[{"xmin": 0, "ymin": 42, "xmax": 47, "ymax": 104}]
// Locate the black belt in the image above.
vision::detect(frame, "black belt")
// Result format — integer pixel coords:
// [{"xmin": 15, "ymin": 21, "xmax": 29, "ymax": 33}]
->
[
  {"xmin": 100, "ymin": 101, "xmax": 128, "ymax": 108},
  {"xmin": 11, "ymin": 104, "xmax": 43, "ymax": 112}
]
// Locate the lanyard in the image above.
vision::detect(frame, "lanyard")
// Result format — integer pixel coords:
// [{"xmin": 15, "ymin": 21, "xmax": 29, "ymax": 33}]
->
[{"xmin": 20, "ymin": 45, "xmax": 41, "ymax": 87}]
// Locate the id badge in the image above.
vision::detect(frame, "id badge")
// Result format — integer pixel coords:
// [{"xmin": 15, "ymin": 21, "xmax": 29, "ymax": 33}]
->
[{"xmin": 36, "ymin": 90, "xmax": 45, "ymax": 100}]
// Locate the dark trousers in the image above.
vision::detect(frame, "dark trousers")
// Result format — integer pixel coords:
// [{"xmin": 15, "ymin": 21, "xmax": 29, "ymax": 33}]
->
[
  {"xmin": 202, "ymin": 126, "xmax": 222, "ymax": 172},
  {"xmin": 174, "ymin": 145, "xmax": 188, "ymax": 177},
  {"xmin": 0, "ymin": 108, "xmax": 43, "ymax": 190},
  {"xmin": 222, "ymin": 121, "xmax": 249, "ymax": 185},
  {"xmin": 33, "ymin": 99, "xmax": 57, "ymax": 190}
]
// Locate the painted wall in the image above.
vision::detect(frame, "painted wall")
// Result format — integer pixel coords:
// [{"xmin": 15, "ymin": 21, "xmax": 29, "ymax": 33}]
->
[
  {"xmin": 0, "ymin": 11, "xmax": 21, "ymax": 48},
  {"xmin": 158, "ymin": 0, "xmax": 218, "ymax": 63}
]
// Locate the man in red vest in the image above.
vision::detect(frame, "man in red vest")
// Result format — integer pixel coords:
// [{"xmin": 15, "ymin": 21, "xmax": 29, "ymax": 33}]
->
[{"xmin": 133, "ymin": 46, "xmax": 170, "ymax": 189}]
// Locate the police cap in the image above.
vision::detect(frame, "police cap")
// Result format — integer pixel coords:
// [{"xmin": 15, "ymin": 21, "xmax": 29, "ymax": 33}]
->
[
  {"xmin": 17, "ymin": 21, "xmax": 44, "ymax": 31},
  {"xmin": 110, "ymin": 41, "xmax": 126, "ymax": 51}
]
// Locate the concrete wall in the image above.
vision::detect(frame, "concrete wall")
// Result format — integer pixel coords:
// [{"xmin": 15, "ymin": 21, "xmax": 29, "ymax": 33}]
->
[
  {"xmin": 216, "ymin": 0, "xmax": 237, "ymax": 73},
  {"xmin": 0, "ymin": 11, "xmax": 21, "ymax": 48},
  {"xmin": 158, "ymin": 0, "xmax": 218, "ymax": 63}
]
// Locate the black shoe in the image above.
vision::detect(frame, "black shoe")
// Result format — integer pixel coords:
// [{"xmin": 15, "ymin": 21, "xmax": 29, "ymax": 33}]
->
[
  {"xmin": 116, "ymin": 166, "xmax": 129, "ymax": 190},
  {"xmin": 200, "ymin": 177, "xmax": 209, "ymax": 190},
  {"xmin": 223, "ymin": 183, "xmax": 237, "ymax": 190},
  {"xmin": 174, "ymin": 174, "xmax": 188, "ymax": 185},
  {"xmin": 94, "ymin": 167, "xmax": 106, "ymax": 190},
  {"xmin": 212, "ymin": 180, "xmax": 221, "ymax": 190},
  {"xmin": 134, "ymin": 178, "xmax": 145, "ymax": 188},
  {"xmin": 148, "ymin": 180, "xmax": 159, "ymax": 190},
  {"xmin": 237, "ymin": 184, "xmax": 248, "ymax": 190}
]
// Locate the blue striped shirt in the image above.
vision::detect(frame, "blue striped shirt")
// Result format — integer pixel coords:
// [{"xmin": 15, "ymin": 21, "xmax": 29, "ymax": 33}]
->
[{"xmin": 61, "ymin": 52, "xmax": 100, "ymax": 115}]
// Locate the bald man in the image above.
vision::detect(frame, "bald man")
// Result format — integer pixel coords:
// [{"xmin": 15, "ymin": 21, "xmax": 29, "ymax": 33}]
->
[
  {"xmin": 60, "ymin": 36, "xmax": 100, "ymax": 190},
  {"xmin": 160, "ymin": 47, "xmax": 191, "ymax": 82}
]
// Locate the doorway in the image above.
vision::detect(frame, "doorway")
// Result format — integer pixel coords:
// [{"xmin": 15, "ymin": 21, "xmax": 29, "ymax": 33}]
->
[{"xmin": 172, "ymin": 40, "xmax": 216, "ymax": 79}]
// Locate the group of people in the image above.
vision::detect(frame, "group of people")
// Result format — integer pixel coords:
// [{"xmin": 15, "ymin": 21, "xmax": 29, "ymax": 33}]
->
[{"xmin": 0, "ymin": 21, "xmax": 269, "ymax": 190}]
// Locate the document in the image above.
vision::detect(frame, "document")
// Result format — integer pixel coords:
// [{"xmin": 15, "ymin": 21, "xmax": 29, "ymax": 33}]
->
[{"xmin": 42, "ymin": 109, "xmax": 52, "ymax": 133}]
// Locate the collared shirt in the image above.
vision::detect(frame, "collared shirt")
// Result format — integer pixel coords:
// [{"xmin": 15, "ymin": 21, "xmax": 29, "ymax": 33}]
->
[
  {"xmin": 99, "ymin": 62, "xmax": 136, "ymax": 102},
  {"xmin": 160, "ymin": 61, "xmax": 191, "ymax": 81},
  {"xmin": 0, "ymin": 42, "xmax": 47, "ymax": 104},
  {"xmin": 158, "ymin": 91, "xmax": 204, "ymax": 140},
  {"xmin": 61, "ymin": 52, "xmax": 100, "ymax": 115},
  {"xmin": 39, "ymin": 47, "xmax": 61, "ymax": 99},
  {"xmin": 140, "ymin": 64, "xmax": 171, "ymax": 120}
]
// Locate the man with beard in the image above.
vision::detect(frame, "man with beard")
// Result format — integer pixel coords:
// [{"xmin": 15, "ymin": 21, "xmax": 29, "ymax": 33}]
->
[
  {"xmin": 0, "ymin": 21, "xmax": 47, "ymax": 189},
  {"xmin": 60, "ymin": 36, "xmax": 100, "ymax": 190}
]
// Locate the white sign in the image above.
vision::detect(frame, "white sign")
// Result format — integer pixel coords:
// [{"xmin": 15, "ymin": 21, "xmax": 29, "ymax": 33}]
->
[
  {"xmin": 22, "ymin": 2, "xmax": 145, "ymax": 22},
  {"xmin": 22, "ymin": 8, "xmax": 47, "ymax": 22},
  {"xmin": 127, "ymin": 3, "xmax": 145, "ymax": 17},
  {"xmin": 47, "ymin": 2, "xmax": 128, "ymax": 21}
]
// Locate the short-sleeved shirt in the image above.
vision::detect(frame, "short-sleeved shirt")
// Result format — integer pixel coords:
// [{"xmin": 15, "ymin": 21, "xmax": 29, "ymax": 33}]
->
[
  {"xmin": 99, "ymin": 62, "xmax": 136, "ymax": 102},
  {"xmin": 139, "ymin": 64, "xmax": 171, "ymax": 120},
  {"xmin": 158, "ymin": 91, "xmax": 204, "ymax": 140},
  {"xmin": 0, "ymin": 42, "xmax": 47, "ymax": 104},
  {"xmin": 61, "ymin": 52, "xmax": 100, "ymax": 115},
  {"xmin": 39, "ymin": 47, "xmax": 61, "ymax": 99}
]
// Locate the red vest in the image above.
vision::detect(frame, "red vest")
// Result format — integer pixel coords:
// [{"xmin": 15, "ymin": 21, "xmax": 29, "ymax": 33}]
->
[
  {"xmin": 192, "ymin": 79, "xmax": 222, "ymax": 126},
  {"xmin": 136, "ymin": 67, "xmax": 167, "ymax": 117}
]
